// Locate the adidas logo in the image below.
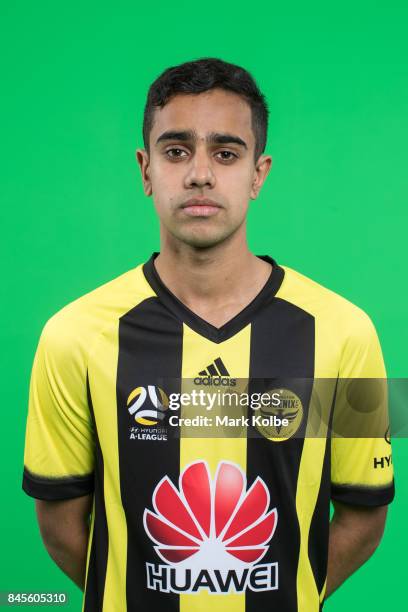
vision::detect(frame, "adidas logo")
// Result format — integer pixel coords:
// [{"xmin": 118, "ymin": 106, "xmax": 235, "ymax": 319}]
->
[{"xmin": 194, "ymin": 357, "xmax": 236, "ymax": 386}]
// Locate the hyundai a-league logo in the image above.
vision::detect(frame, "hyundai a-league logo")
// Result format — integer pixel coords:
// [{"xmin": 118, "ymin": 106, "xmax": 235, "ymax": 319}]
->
[{"xmin": 127, "ymin": 385, "xmax": 169, "ymax": 426}]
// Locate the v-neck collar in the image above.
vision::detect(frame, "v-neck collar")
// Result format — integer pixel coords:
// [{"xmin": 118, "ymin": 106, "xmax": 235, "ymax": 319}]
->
[{"xmin": 142, "ymin": 252, "xmax": 285, "ymax": 344}]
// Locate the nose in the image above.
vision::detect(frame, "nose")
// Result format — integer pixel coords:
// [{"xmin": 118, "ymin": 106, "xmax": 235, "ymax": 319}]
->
[{"xmin": 183, "ymin": 147, "xmax": 216, "ymax": 190}]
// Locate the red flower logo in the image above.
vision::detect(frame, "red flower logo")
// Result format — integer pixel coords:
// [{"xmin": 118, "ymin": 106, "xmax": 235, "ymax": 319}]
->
[{"xmin": 144, "ymin": 460, "xmax": 278, "ymax": 568}]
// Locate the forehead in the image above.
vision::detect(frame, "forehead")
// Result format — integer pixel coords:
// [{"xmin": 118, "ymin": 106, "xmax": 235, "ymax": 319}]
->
[{"xmin": 150, "ymin": 89, "xmax": 254, "ymax": 145}]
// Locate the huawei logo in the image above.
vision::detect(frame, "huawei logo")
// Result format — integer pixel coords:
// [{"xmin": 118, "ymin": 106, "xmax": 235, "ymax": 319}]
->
[{"xmin": 144, "ymin": 460, "xmax": 278, "ymax": 571}]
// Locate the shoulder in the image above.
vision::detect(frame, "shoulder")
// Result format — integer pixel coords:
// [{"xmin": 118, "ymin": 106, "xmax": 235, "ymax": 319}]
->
[
  {"xmin": 279, "ymin": 264, "xmax": 374, "ymax": 322},
  {"xmin": 277, "ymin": 263, "xmax": 378, "ymax": 345},
  {"xmin": 276, "ymin": 263, "xmax": 384, "ymax": 376},
  {"xmin": 37, "ymin": 263, "xmax": 155, "ymax": 364}
]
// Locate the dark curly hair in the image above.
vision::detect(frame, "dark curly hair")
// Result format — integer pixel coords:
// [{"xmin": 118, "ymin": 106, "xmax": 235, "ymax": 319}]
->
[{"xmin": 142, "ymin": 57, "xmax": 269, "ymax": 162}]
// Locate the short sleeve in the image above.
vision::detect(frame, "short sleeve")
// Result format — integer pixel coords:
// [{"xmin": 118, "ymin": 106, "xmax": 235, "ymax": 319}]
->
[
  {"xmin": 331, "ymin": 311, "xmax": 395, "ymax": 506},
  {"xmin": 22, "ymin": 315, "xmax": 95, "ymax": 500}
]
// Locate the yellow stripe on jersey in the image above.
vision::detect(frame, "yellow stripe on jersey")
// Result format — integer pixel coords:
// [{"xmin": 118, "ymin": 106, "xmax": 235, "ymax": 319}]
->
[
  {"xmin": 277, "ymin": 266, "xmax": 335, "ymax": 610},
  {"xmin": 88, "ymin": 321, "xmax": 128, "ymax": 612},
  {"xmin": 277, "ymin": 264, "xmax": 393, "ymax": 609},
  {"xmin": 180, "ymin": 323, "xmax": 251, "ymax": 612},
  {"xmin": 87, "ymin": 268, "xmax": 157, "ymax": 611}
]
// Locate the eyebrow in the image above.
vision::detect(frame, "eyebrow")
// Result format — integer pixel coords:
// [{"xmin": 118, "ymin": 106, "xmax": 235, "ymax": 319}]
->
[{"xmin": 155, "ymin": 129, "xmax": 247, "ymax": 149}]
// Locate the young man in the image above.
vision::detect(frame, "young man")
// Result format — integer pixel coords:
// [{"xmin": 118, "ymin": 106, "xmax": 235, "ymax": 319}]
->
[{"xmin": 22, "ymin": 58, "xmax": 394, "ymax": 611}]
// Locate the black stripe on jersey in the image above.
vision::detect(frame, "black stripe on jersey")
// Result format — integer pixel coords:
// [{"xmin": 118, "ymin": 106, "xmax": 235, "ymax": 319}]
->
[
  {"xmin": 22, "ymin": 467, "xmax": 94, "ymax": 500},
  {"xmin": 83, "ymin": 375, "xmax": 108, "ymax": 612},
  {"xmin": 308, "ymin": 434, "xmax": 331, "ymax": 595},
  {"xmin": 246, "ymin": 297, "xmax": 315, "ymax": 612},
  {"xmin": 117, "ymin": 297, "xmax": 183, "ymax": 612},
  {"xmin": 307, "ymin": 378, "xmax": 337, "ymax": 596}
]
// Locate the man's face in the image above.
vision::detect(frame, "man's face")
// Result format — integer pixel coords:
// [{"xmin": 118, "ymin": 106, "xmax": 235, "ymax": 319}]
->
[{"xmin": 137, "ymin": 88, "xmax": 271, "ymax": 249}]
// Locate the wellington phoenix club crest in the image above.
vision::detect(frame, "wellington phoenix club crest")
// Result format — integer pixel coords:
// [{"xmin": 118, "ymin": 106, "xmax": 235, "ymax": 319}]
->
[
  {"xmin": 143, "ymin": 460, "xmax": 279, "ymax": 594},
  {"xmin": 256, "ymin": 388, "xmax": 304, "ymax": 442}
]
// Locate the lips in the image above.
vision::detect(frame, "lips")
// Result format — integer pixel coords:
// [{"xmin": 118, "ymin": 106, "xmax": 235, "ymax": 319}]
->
[
  {"xmin": 180, "ymin": 198, "xmax": 222, "ymax": 217},
  {"xmin": 181, "ymin": 198, "xmax": 221, "ymax": 208}
]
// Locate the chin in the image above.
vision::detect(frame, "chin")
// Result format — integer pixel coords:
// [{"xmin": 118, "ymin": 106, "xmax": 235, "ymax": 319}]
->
[
  {"xmin": 169, "ymin": 224, "xmax": 241, "ymax": 250},
  {"xmin": 177, "ymin": 231, "xmax": 233, "ymax": 249}
]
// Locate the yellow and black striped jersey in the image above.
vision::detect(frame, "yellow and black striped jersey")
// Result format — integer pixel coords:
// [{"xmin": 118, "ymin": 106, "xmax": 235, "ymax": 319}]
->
[{"xmin": 22, "ymin": 253, "xmax": 394, "ymax": 612}]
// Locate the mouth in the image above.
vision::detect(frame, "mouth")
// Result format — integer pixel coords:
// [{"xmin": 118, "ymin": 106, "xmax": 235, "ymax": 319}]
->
[{"xmin": 180, "ymin": 198, "xmax": 222, "ymax": 218}]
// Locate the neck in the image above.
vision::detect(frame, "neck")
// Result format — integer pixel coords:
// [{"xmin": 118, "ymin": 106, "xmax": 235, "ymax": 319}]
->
[{"xmin": 153, "ymin": 228, "xmax": 272, "ymax": 315}]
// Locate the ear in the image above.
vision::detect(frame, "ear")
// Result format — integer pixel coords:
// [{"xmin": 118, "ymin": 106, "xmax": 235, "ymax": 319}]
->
[
  {"xmin": 250, "ymin": 155, "xmax": 272, "ymax": 200},
  {"xmin": 136, "ymin": 148, "xmax": 152, "ymax": 196}
]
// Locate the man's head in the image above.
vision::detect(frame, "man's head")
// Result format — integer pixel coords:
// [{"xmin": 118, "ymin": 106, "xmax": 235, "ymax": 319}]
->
[{"xmin": 137, "ymin": 58, "xmax": 272, "ymax": 249}]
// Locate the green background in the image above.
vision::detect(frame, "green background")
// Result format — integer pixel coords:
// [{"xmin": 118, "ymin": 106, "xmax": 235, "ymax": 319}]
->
[{"xmin": 1, "ymin": 0, "xmax": 406, "ymax": 609}]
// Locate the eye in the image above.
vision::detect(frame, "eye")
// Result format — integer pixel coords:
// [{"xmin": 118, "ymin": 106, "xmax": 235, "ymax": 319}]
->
[
  {"xmin": 215, "ymin": 150, "xmax": 238, "ymax": 162},
  {"xmin": 165, "ymin": 148, "xmax": 188, "ymax": 160}
]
